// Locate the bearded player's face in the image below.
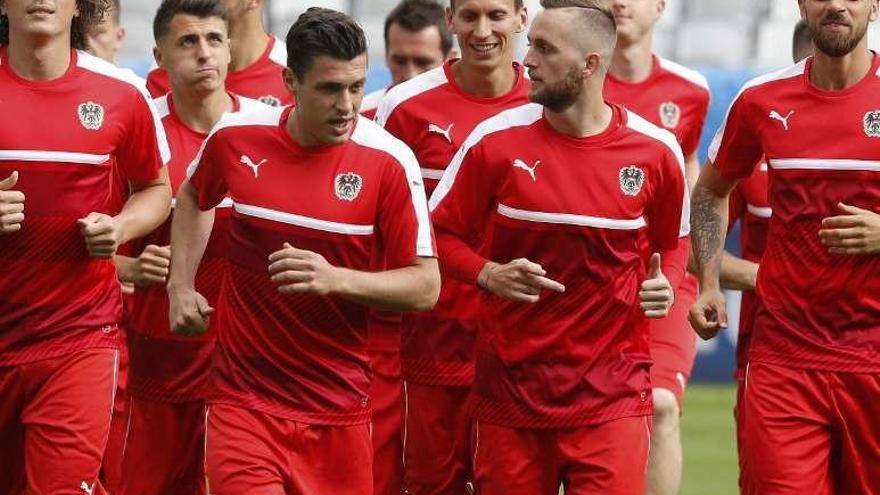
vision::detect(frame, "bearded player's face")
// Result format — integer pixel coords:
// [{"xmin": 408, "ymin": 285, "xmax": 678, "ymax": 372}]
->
[
  {"xmin": 2, "ymin": 0, "xmax": 79, "ymax": 42},
  {"xmin": 800, "ymin": 0, "xmax": 878, "ymax": 57}
]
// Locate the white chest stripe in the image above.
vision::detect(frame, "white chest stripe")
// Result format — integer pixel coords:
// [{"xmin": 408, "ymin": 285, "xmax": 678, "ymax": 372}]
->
[
  {"xmin": 746, "ymin": 204, "xmax": 773, "ymax": 219},
  {"xmin": 0, "ymin": 149, "xmax": 110, "ymax": 165},
  {"xmin": 234, "ymin": 202, "xmax": 374, "ymax": 236},
  {"xmin": 769, "ymin": 158, "xmax": 880, "ymax": 172},
  {"xmin": 497, "ymin": 203, "xmax": 646, "ymax": 230}
]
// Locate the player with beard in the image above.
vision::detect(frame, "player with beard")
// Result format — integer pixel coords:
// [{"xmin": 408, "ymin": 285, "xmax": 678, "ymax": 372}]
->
[
  {"xmin": 374, "ymin": 1, "xmax": 530, "ymax": 491},
  {"xmin": 147, "ymin": 0, "xmax": 291, "ymax": 107},
  {"xmin": 0, "ymin": 1, "xmax": 171, "ymax": 493},
  {"xmin": 691, "ymin": 0, "xmax": 880, "ymax": 492},
  {"xmin": 430, "ymin": 1, "xmax": 687, "ymax": 492},
  {"xmin": 603, "ymin": 2, "xmax": 709, "ymax": 493}
]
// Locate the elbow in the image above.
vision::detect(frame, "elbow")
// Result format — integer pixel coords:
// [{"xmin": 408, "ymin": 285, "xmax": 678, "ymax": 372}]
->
[{"xmin": 405, "ymin": 258, "xmax": 441, "ymax": 312}]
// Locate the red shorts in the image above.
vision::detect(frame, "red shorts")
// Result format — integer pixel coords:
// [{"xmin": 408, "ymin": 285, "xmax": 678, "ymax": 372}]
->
[
  {"xmin": 101, "ymin": 331, "xmax": 129, "ymax": 492},
  {"xmin": 402, "ymin": 381, "xmax": 472, "ymax": 495},
  {"xmin": 0, "ymin": 348, "xmax": 118, "ymax": 495},
  {"xmin": 649, "ymin": 279, "xmax": 697, "ymax": 408},
  {"xmin": 118, "ymin": 397, "xmax": 207, "ymax": 495},
  {"xmin": 472, "ymin": 416, "xmax": 652, "ymax": 495},
  {"xmin": 206, "ymin": 403, "xmax": 373, "ymax": 495},
  {"xmin": 370, "ymin": 348, "xmax": 404, "ymax": 495},
  {"xmin": 739, "ymin": 362, "xmax": 880, "ymax": 494}
]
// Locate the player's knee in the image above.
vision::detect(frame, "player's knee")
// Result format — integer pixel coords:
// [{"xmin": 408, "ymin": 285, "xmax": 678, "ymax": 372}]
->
[{"xmin": 652, "ymin": 388, "xmax": 681, "ymax": 434}]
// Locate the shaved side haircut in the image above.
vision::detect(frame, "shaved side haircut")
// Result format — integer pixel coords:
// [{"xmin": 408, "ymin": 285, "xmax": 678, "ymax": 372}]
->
[{"xmin": 540, "ymin": 0, "xmax": 617, "ymax": 69}]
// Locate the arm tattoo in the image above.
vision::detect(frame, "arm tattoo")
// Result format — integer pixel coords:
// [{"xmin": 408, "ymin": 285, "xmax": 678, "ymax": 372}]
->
[{"xmin": 691, "ymin": 185, "xmax": 726, "ymax": 280}]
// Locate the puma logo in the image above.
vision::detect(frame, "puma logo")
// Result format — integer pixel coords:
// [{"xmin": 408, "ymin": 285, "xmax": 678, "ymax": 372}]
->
[
  {"xmin": 427, "ymin": 123, "xmax": 453, "ymax": 143},
  {"xmin": 513, "ymin": 159, "xmax": 541, "ymax": 181},
  {"xmin": 769, "ymin": 110, "xmax": 794, "ymax": 131},
  {"xmin": 240, "ymin": 155, "xmax": 267, "ymax": 178},
  {"xmin": 80, "ymin": 481, "xmax": 95, "ymax": 495}
]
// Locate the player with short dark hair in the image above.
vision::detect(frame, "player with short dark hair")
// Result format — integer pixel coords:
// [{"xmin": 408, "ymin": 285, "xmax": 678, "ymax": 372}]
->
[
  {"xmin": 168, "ymin": 7, "xmax": 440, "ymax": 493},
  {"xmin": 85, "ymin": 0, "xmax": 123, "ymax": 63},
  {"xmin": 147, "ymin": 0, "xmax": 291, "ymax": 106},
  {"xmin": 691, "ymin": 0, "xmax": 880, "ymax": 492},
  {"xmin": 0, "ymin": 1, "xmax": 171, "ymax": 492},
  {"xmin": 431, "ymin": 2, "xmax": 686, "ymax": 492},
  {"xmin": 375, "ymin": 0, "xmax": 530, "ymax": 491}
]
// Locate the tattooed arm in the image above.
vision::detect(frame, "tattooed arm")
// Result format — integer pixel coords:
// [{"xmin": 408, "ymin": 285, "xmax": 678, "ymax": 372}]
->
[{"xmin": 688, "ymin": 162, "xmax": 739, "ymax": 340}]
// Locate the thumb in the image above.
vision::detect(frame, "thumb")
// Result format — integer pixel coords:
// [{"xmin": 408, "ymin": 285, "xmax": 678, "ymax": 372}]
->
[
  {"xmin": 839, "ymin": 202, "xmax": 872, "ymax": 215},
  {"xmin": 648, "ymin": 253, "xmax": 662, "ymax": 278},
  {"xmin": 283, "ymin": 242, "xmax": 294, "ymax": 249},
  {"xmin": 77, "ymin": 212, "xmax": 100, "ymax": 227},
  {"xmin": 197, "ymin": 296, "xmax": 215, "ymax": 317},
  {"xmin": 0, "ymin": 171, "xmax": 18, "ymax": 191}
]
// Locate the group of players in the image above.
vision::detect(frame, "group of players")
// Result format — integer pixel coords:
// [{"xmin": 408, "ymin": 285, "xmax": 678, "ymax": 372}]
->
[{"xmin": 0, "ymin": 0, "xmax": 878, "ymax": 494}]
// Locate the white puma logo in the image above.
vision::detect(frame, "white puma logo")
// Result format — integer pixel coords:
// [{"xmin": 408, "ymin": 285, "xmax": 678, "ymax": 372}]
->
[
  {"xmin": 80, "ymin": 481, "xmax": 95, "ymax": 495},
  {"xmin": 513, "ymin": 159, "xmax": 540, "ymax": 181},
  {"xmin": 240, "ymin": 155, "xmax": 268, "ymax": 178},
  {"xmin": 427, "ymin": 123, "xmax": 454, "ymax": 143},
  {"xmin": 769, "ymin": 110, "xmax": 794, "ymax": 131}
]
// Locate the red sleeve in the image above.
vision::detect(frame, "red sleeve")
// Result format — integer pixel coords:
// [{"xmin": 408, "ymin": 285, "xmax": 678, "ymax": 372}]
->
[
  {"xmin": 681, "ymin": 88, "xmax": 711, "ymax": 157},
  {"xmin": 187, "ymin": 133, "xmax": 228, "ymax": 210},
  {"xmin": 377, "ymin": 153, "xmax": 436, "ymax": 269},
  {"xmin": 146, "ymin": 68, "xmax": 170, "ymax": 99},
  {"xmin": 708, "ymin": 90, "xmax": 763, "ymax": 179},
  {"xmin": 430, "ymin": 143, "xmax": 504, "ymax": 284},
  {"xmin": 116, "ymin": 90, "xmax": 167, "ymax": 185},
  {"xmin": 647, "ymin": 146, "xmax": 689, "ymax": 291}
]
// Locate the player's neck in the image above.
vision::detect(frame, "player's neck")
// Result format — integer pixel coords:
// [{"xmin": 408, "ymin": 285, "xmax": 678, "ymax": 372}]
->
[
  {"xmin": 229, "ymin": 17, "xmax": 270, "ymax": 72},
  {"xmin": 544, "ymin": 85, "xmax": 613, "ymax": 139},
  {"xmin": 6, "ymin": 34, "xmax": 72, "ymax": 81},
  {"xmin": 609, "ymin": 37, "xmax": 654, "ymax": 83},
  {"xmin": 809, "ymin": 45, "xmax": 874, "ymax": 91},
  {"xmin": 171, "ymin": 88, "xmax": 233, "ymax": 134},
  {"xmin": 452, "ymin": 56, "xmax": 517, "ymax": 98}
]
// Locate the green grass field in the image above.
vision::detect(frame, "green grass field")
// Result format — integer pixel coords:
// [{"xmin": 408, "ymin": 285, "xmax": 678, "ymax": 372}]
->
[{"xmin": 681, "ymin": 383, "xmax": 739, "ymax": 495}]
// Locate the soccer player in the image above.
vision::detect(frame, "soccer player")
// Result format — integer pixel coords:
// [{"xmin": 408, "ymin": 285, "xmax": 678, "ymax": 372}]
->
[
  {"xmin": 168, "ymin": 8, "xmax": 439, "ymax": 493},
  {"xmin": 604, "ymin": 1, "xmax": 710, "ymax": 493},
  {"xmin": 0, "ymin": 0, "xmax": 171, "ymax": 493},
  {"xmin": 720, "ymin": 18, "xmax": 813, "ymax": 495},
  {"xmin": 690, "ymin": 0, "xmax": 880, "ymax": 492},
  {"xmin": 430, "ymin": 2, "xmax": 687, "ymax": 493},
  {"xmin": 361, "ymin": 0, "xmax": 454, "ymax": 119},
  {"xmin": 374, "ymin": 0, "xmax": 530, "ymax": 491},
  {"xmin": 147, "ymin": 0, "xmax": 291, "ymax": 106},
  {"xmin": 114, "ymin": 1, "xmax": 263, "ymax": 493},
  {"xmin": 86, "ymin": 0, "xmax": 123, "ymax": 63}
]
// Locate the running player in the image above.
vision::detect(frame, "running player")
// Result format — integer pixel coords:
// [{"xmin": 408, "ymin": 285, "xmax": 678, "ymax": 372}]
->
[
  {"xmin": 430, "ymin": 2, "xmax": 686, "ymax": 492},
  {"xmin": 690, "ymin": 0, "xmax": 880, "ymax": 492},
  {"xmin": 168, "ymin": 8, "xmax": 439, "ymax": 493},
  {"xmin": 0, "ymin": 1, "xmax": 171, "ymax": 493},
  {"xmin": 375, "ymin": 0, "xmax": 530, "ymax": 491},
  {"xmin": 147, "ymin": 0, "xmax": 291, "ymax": 106},
  {"xmin": 115, "ymin": 1, "xmax": 263, "ymax": 493},
  {"xmin": 361, "ymin": 0, "xmax": 453, "ymax": 119},
  {"xmin": 604, "ymin": 2, "xmax": 710, "ymax": 493}
]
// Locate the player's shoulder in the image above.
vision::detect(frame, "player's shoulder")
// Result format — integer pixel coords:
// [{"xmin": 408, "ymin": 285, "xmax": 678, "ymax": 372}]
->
[
  {"xmin": 152, "ymin": 94, "xmax": 171, "ymax": 119},
  {"xmin": 207, "ymin": 103, "xmax": 286, "ymax": 142},
  {"xmin": 656, "ymin": 56, "xmax": 710, "ymax": 94},
  {"xmin": 75, "ymin": 51, "xmax": 150, "ymax": 97},
  {"xmin": 463, "ymin": 103, "xmax": 544, "ymax": 147},
  {"xmin": 737, "ymin": 59, "xmax": 808, "ymax": 100},
  {"xmin": 375, "ymin": 65, "xmax": 449, "ymax": 124},
  {"xmin": 351, "ymin": 116, "xmax": 420, "ymax": 167},
  {"xmin": 267, "ymin": 35, "xmax": 288, "ymax": 68},
  {"xmin": 623, "ymin": 108, "xmax": 685, "ymax": 165},
  {"xmin": 236, "ymin": 94, "xmax": 274, "ymax": 113},
  {"xmin": 361, "ymin": 88, "xmax": 387, "ymax": 115}
]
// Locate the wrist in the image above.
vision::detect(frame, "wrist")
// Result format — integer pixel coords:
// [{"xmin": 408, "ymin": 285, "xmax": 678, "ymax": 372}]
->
[{"xmin": 477, "ymin": 262, "xmax": 497, "ymax": 289}]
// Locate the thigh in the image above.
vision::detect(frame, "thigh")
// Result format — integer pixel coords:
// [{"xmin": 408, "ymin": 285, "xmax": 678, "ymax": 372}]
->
[
  {"xmin": 290, "ymin": 422, "xmax": 373, "ymax": 495},
  {"xmin": 0, "ymin": 365, "xmax": 26, "ymax": 495},
  {"xmin": 22, "ymin": 349, "xmax": 118, "ymax": 495},
  {"xmin": 205, "ymin": 404, "xmax": 288, "ymax": 495},
  {"xmin": 740, "ymin": 362, "xmax": 833, "ymax": 495},
  {"xmin": 649, "ymin": 286, "xmax": 697, "ymax": 410},
  {"xmin": 561, "ymin": 416, "xmax": 651, "ymax": 495},
  {"xmin": 831, "ymin": 372, "xmax": 880, "ymax": 494},
  {"xmin": 402, "ymin": 382, "xmax": 472, "ymax": 495},
  {"xmin": 120, "ymin": 398, "xmax": 207, "ymax": 495},
  {"xmin": 472, "ymin": 422, "xmax": 558, "ymax": 495}
]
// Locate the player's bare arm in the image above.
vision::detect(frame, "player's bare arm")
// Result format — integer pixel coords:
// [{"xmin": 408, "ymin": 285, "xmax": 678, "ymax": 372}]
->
[
  {"xmin": 688, "ymin": 161, "xmax": 737, "ymax": 340},
  {"xmin": 720, "ymin": 251, "xmax": 758, "ymax": 291},
  {"xmin": 640, "ymin": 253, "xmax": 674, "ymax": 318},
  {"xmin": 114, "ymin": 244, "xmax": 172, "ymax": 286},
  {"xmin": 268, "ymin": 243, "xmax": 440, "ymax": 311},
  {"xmin": 0, "ymin": 171, "xmax": 25, "ymax": 234},
  {"xmin": 819, "ymin": 203, "xmax": 880, "ymax": 255},
  {"xmin": 167, "ymin": 180, "xmax": 215, "ymax": 336},
  {"xmin": 476, "ymin": 258, "xmax": 565, "ymax": 304},
  {"xmin": 79, "ymin": 167, "xmax": 171, "ymax": 258}
]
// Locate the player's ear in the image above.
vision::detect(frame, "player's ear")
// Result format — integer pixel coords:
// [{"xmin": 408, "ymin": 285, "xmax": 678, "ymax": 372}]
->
[
  {"xmin": 516, "ymin": 7, "xmax": 528, "ymax": 33},
  {"xmin": 283, "ymin": 67, "xmax": 298, "ymax": 97},
  {"xmin": 656, "ymin": 0, "xmax": 666, "ymax": 17},
  {"xmin": 446, "ymin": 7, "xmax": 456, "ymax": 34},
  {"xmin": 153, "ymin": 46, "xmax": 163, "ymax": 70},
  {"xmin": 871, "ymin": 0, "xmax": 879, "ymax": 22}
]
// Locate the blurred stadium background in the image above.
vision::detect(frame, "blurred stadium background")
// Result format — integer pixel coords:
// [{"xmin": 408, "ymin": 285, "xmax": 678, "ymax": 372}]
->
[{"xmin": 114, "ymin": 2, "xmax": 872, "ymax": 492}]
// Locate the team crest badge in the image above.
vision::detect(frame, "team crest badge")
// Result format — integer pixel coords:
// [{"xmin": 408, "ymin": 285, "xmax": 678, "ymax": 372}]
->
[
  {"xmin": 619, "ymin": 165, "xmax": 645, "ymax": 196},
  {"xmin": 77, "ymin": 101, "xmax": 104, "ymax": 130},
  {"xmin": 259, "ymin": 95, "xmax": 282, "ymax": 107},
  {"xmin": 659, "ymin": 102, "xmax": 681, "ymax": 129},
  {"xmin": 864, "ymin": 110, "xmax": 880, "ymax": 137},
  {"xmin": 335, "ymin": 172, "xmax": 363, "ymax": 201}
]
